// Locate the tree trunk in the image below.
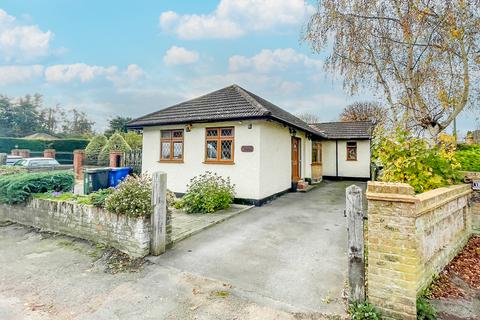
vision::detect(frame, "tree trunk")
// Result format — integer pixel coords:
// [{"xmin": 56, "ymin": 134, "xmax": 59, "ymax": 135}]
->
[{"xmin": 425, "ymin": 125, "xmax": 441, "ymax": 146}]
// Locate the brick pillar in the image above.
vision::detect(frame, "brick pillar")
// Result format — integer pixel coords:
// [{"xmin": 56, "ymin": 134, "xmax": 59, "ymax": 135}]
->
[
  {"xmin": 11, "ymin": 149, "xmax": 20, "ymax": 156},
  {"xmin": 109, "ymin": 151, "xmax": 124, "ymax": 168},
  {"xmin": 17, "ymin": 149, "xmax": 30, "ymax": 158},
  {"xmin": 43, "ymin": 149, "xmax": 56, "ymax": 159},
  {"xmin": 366, "ymin": 181, "xmax": 420, "ymax": 320},
  {"xmin": 73, "ymin": 150, "xmax": 85, "ymax": 179}
]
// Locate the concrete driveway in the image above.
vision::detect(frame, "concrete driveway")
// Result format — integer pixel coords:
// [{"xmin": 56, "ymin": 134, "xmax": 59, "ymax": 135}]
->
[{"xmin": 152, "ymin": 180, "xmax": 365, "ymax": 315}]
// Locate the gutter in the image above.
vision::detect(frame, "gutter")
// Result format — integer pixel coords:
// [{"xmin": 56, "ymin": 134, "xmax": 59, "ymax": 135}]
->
[
  {"xmin": 127, "ymin": 116, "xmax": 326, "ymax": 139},
  {"xmin": 335, "ymin": 140, "xmax": 339, "ymax": 177}
]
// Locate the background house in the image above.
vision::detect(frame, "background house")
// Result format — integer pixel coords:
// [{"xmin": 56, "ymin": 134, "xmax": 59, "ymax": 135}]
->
[
  {"xmin": 310, "ymin": 121, "xmax": 373, "ymax": 179},
  {"xmin": 128, "ymin": 85, "xmax": 373, "ymax": 205}
]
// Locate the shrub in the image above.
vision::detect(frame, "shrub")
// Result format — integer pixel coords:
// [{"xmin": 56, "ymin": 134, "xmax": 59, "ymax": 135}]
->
[
  {"xmin": 455, "ymin": 144, "xmax": 480, "ymax": 172},
  {"xmin": 348, "ymin": 301, "xmax": 382, "ymax": 320},
  {"xmin": 0, "ymin": 170, "xmax": 74, "ymax": 204},
  {"xmin": 417, "ymin": 296, "xmax": 437, "ymax": 320},
  {"xmin": 0, "ymin": 165, "xmax": 26, "ymax": 176},
  {"xmin": 89, "ymin": 187, "xmax": 115, "ymax": 208},
  {"xmin": 105, "ymin": 175, "xmax": 152, "ymax": 217},
  {"xmin": 98, "ymin": 133, "xmax": 131, "ymax": 166},
  {"xmin": 166, "ymin": 189, "xmax": 177, "ymax": 208},
  {"xmin": 0, "ymin": 137, "xmax": 89, "ymax": 154},
  {"xmin": 122, "ymin": 131, "xmax": 142, "ymax": 150},
  {"xmin": 373, "ymin": 129, "xmax": 461, "ymax": 193},
  {"xmin": 177, "ymin": 172, "xmax": 235, "ymax": 214},
  {"xmin": 85, "ymin": 135, "xmax": 108, "ymax": 163}
]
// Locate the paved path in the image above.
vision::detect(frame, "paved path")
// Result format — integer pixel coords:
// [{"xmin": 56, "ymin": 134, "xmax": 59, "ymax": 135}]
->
[
  {"xmin": 152, "ymin": 180, "xmax": 365, "ymax": 315},
  {"xmin": 171, "ymin": 204, "xmax": 253, "ymax": 244}
]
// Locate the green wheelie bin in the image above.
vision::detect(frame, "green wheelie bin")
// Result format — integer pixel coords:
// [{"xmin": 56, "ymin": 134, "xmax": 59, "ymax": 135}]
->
[{"xmin": 83, "ymin": 168, "xmax": 111, "ymax": 194}]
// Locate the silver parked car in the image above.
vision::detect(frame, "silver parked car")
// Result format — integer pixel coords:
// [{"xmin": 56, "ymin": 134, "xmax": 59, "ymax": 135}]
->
[
  {"xmin": 6, "ymin": 155, "xmax": 23, "ymax": 166},
  {"xmin": 14, "ymin": 157, "xmax": 60, "ymax": 168}
]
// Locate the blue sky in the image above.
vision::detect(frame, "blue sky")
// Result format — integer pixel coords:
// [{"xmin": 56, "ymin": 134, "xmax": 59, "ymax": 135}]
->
[{"xmin": 0, "ymin": 0, "xmax": 476, "ymax": 135}]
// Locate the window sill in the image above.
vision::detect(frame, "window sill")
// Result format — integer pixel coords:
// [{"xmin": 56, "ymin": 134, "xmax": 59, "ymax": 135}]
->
[
  {"xmin": 203, "ymin": 160, "xmax": 235, "ymax": 165},
  {"xmin": 311, "ymin": 162, "xmax": 322, "ymax": 165},
  {"xmin": 346, "ymin": 159, "xmax": 358, "ymax": 162},
  {"xmin": 158, "ymin": 159, "xmax": 184, "ymax": 163}
]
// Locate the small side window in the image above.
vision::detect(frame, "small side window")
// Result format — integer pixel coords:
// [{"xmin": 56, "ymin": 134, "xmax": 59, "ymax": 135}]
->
[
  {"xmin": 312, "ymin": 142, "xmax": 322, "ymax": 164},
  {"xmin": 346, "ymin": 141, "xmax": 357, "ymax": 161}
]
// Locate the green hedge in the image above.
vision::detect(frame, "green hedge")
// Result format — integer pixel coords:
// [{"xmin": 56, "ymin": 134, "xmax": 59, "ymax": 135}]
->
[
  {"xmin": 0, "ymin": 137, "xmax": 89, "ymax": 154},
  {"xmin": 456, "ymin": 144, "xmax": 480, "ymax": 172},
  {"xmin": 0, "ymin": 170, "xmax": 75, "ymax": 204}
]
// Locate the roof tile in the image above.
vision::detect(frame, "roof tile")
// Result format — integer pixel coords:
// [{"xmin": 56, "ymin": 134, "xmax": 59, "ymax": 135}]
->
[{"xmin": 128, "ymin": 84, "xmax": 324, "ymax": 137}]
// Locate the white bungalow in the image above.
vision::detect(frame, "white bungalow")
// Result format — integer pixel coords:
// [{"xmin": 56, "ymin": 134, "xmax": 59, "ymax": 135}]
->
[{"xmin": 128, "ymin": 84, "xmax": 373, "ymax": 205}]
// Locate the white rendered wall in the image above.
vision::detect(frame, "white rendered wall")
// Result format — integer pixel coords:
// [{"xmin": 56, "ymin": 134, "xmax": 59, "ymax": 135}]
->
[
  {"xmin": 142, "ymin": 121, "xmax": 261, "ymax": 200},
  {"xmin": 321, "ymin": 140, "xmax": 371, "ymax": 178},
  {"xmin": 142, "ymin": 120, "xmax": 316, "ymax": 200}
]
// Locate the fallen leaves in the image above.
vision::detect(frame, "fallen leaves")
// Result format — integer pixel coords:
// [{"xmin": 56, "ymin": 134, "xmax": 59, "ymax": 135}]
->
[{"xmin": 429, "ymin": 236, "xmax": 480, "ymax": 299}]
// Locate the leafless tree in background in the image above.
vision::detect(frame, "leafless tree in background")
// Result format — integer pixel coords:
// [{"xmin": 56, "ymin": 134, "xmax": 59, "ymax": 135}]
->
[
  {"xmin": 296, "ymin": 112, "xmax": 321, "ymax": 124},
  {"xmin": 340, "ymin": 102, "xmax": 387, "ymax": 124}
]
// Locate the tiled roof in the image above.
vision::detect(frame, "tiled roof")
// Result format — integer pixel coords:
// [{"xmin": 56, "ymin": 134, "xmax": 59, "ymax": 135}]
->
[
  {"xmin": 309, "ymin": 121, "xmax": 374, "ymax": 139},
  {"xmin": 127, "ymin": 84, "xmax": 325, "ymax": 137}
]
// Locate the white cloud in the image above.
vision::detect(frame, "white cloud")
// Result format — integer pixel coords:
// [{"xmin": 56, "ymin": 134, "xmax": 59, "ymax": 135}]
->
[
  {"xmin": 0, "ymin": 9, "xmax": 53, "ymax": 62},
  {"xmin": 107, "ymin": 64, "xmax": 146, "ymax": 87},
  {"xmin": 159, "ymin": 0, "xmax": 314, "ymax": 39},
  {"xmin": 0, "ymin": 65, "xmax": 44, "ymax": 85},
  {"xmin": 44, "ymin": 63, "xmax": 117, "ymax": 83},
  {"xmin": 163, "ymin": 46, "xmax": 199, "ymax": 66},
  {"xmin": 159, "ymin": 11, "xmax": 179, "ymax": 30},
  {"xmin": 229, "ymin": 48, "xmax": 322, "ymax": 73}
]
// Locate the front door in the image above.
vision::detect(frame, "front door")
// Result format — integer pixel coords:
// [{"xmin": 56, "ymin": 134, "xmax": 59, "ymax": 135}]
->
[{"xmin": 291, "ymin": 137, "xmax": 300, "ymax": 181}]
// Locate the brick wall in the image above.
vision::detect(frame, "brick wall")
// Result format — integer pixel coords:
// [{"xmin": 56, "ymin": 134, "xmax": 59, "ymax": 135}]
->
[
  {"xmin": 0, "ymin": 198, "xmax": 172, "ymax": 258},
  {"xmin": 462, "ymin": 171, "xmax": 480, "ymax": 231},
  {"xmin": 366, "ymin": 182, "xmax": 472, "ymax": 319}
]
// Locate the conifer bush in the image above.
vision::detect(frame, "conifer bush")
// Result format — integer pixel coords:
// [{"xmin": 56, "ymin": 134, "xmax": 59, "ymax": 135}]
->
[
  {"xmin": 85, "ymin": 135, "xmax": 107, "ymax": 164},
  {"xmin": 98, "ymin": 133, "xmax": 131, "ymax": 165}
]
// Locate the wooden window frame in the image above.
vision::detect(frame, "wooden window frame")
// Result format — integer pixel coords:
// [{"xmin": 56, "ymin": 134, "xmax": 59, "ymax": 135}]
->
[
  {"xmin": 312, "ymin": 141, "xmax": 322, "ymax": 165},
  {"xmin": 204, "ymin": 127, "xmax": 235, "ymax": 164},
  {"xmin": 160, "ymin": 129, "xmax": 184, "ymax": 163},
  {"xmin": 346, "ymin": 141, "xmax": 357, "ymax": 161}
]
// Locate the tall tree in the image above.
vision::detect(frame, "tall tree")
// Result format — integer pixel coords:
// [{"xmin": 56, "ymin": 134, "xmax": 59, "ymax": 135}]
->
[
  {"xmin": 296, "ymin": 112, "xmax": 321, "ymax": 124},
  {"xmin": 340, "ymin": 102, "xmax": 387, "ymax": 124},
  {"xmin": 305, "ymin": 1, "xmax": 480, "ymax": 140},
  {"xmin": 61, "ymin": 108, "xmax": 95, "ymax": 137},
  {"xmin": 40, "ymin": 104, "xmax": 65, "ymax": 135},
  {"xmin": 0, "ymin": 95, "xmax": 15, "ymax": 137},
  {"xmin": 105, "ymin": 116, "xmax": 132, "ymax": 137},
  {"xmin": 0, "ymin": 94, "xmax": 43, "ymax": 137}
]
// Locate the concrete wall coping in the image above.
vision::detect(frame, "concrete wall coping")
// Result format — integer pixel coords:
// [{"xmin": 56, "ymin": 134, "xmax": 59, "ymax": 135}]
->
[
  {"xmin": 366, "ymin": 182, "xmax": 472, "ymax": 211},
  {"xmin": 366, "ymin": 181, "xmax": 417, "ymax": 203},
  {"xmin": 416, "ymin": 184, "xmax": 471, "ymax": 216}
]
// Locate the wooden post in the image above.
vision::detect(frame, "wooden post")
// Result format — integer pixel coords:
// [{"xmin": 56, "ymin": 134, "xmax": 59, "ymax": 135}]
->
[
  {"xmin": 346, "ymin": 184, "xmax": 365, "ymax": 303},
  {"xmin": 151, "ymin": 171, "xmax": 167, "ymax": 255}
]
